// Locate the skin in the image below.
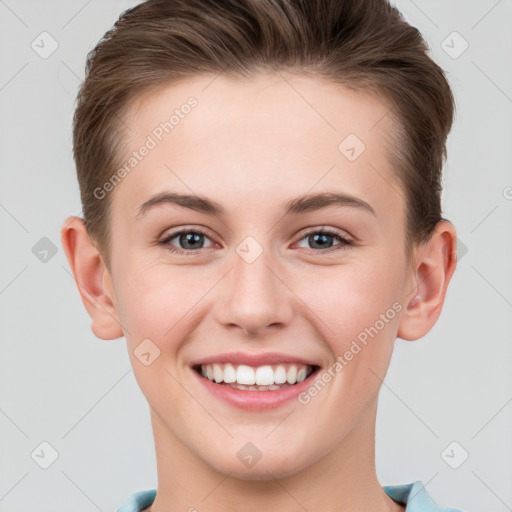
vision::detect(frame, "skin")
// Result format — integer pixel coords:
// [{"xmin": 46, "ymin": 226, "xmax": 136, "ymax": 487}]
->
[{"xmin": 62, "ymin": 72, "xmax": 457, "ymax": 512}]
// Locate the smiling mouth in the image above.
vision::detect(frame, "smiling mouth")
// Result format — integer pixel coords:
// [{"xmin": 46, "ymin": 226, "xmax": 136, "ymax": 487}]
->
[{"xmin": 192, "ymin": 363, "xmax": 319, "ymax": 391}]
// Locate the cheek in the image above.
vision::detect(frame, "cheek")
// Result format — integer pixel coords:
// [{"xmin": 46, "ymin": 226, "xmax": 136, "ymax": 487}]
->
[
  {"xmin": 297, "ymin": 257, "xmax": 404, "ymax": 406},
  {"xmin": 115, "ymin": 258, "xmax": 196, "ymax": 339},
  {"xmin": 299, "ymin": 260, "xmax": 403, "ymax": 345},
  {"xmin": 115, "ymin": 263, "xmax": 197, "ymax": 416}
]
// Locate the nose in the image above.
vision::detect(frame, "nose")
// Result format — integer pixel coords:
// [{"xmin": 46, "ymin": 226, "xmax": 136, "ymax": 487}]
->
[{"xmin": 216, "ymin": 244, "xmax": 294, "ymax": 336}]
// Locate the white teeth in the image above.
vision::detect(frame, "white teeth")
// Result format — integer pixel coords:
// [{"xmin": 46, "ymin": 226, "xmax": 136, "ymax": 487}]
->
[
  {"xmin": 255, "ymin": 365, "xmax": 274, "ymax": 385},
  {"xmin": 223, "ymin": 363, "xmax": 236, "ymax": 383},
  {"xmin": 274, "ymin": 366, "xmax": 287, "ymax": 384},
  {"xmin": 198, "ymin": 362, "xmax": 314, "ymax": 388},
  {"xmin": 213, "ymin": 363, "xmax": 223, "ymax": 383},
  {"xmin": 236, "ymin": 365, "xmax": 255, "ymax": 385},
  {"xmin": 296, "ymin": 367, "xmax": 307, "ymax": 382},
  {"xmin": 286, "ymin": 365, "xmax": 297, "ymax": 384}
]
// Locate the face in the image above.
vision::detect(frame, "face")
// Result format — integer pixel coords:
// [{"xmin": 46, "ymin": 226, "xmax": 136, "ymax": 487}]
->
[{"xmin": 106, "ymin": 72, "xmax": 412, "ymax": 478}]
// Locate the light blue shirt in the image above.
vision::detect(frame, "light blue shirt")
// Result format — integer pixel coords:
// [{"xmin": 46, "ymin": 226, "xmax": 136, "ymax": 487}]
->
[{"xmin": 116, "ymin": 481, "xmax": 464, "ymax": 511}]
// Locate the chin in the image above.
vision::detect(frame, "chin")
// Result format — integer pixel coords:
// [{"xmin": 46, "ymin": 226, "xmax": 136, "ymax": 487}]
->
[
  {"xmin": 203, "ymin": 446, "xmax": 311, "ymax": 481},
  {"xmin": 218, "ymin": 463, "xmax": 303, "ymax": 482}
]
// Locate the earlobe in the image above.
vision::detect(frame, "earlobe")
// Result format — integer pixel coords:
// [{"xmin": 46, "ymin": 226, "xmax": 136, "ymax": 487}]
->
[
  {"xmin": 397, "ymin": 220, "xmax": 457, "ymax": 341},
  {"xmin": 60, "ymin": 216, "xmax": 124, "ymax": 340}
]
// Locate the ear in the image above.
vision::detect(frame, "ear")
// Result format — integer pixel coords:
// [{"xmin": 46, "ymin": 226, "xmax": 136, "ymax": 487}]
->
[
  {"xmin": 60, "ymin": 216, "xmax": 124, "ymax": 340},
  {"xmin": 397, "ymin": 220, "xmax": 457, "ymax": 341}
]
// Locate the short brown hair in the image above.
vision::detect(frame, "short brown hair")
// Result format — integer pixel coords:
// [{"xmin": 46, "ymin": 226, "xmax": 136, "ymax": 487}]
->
[{"xmin": 72, "ymin": 0, "xmax": 455, "ymax": 268}]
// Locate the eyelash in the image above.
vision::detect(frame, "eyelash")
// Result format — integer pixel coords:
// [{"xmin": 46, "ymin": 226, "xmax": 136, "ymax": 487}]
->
[{"xmin": 158, "ymin": 227, "xmax": 353, "ymax": 256}]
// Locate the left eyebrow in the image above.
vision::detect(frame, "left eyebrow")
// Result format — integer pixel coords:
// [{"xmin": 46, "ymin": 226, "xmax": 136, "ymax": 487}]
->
[
  {"xmin": 284, "ymin": 191, "xmax": 376, "ymax": 216},
  {"xmin": 136, "ymin": 190, "xmax": 376, "ymax": 219}
]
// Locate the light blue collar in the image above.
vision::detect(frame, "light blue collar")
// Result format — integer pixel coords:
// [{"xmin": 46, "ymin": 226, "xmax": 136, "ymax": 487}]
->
[
  {"xmin": 117, "ymin": 489, "xmax": 156, "ymax": 512},
  {"xmin": 383, "ymin": 480, "xmax": 462, "ymax": 511},
  {"xmin": 118, "ymin": 481, "xmax": 462, "ymax": 511}
]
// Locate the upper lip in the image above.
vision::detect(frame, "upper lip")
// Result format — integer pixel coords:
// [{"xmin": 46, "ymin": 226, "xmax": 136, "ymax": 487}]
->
[{"xmin": 191, "ymin": 351, "xmax": 319, "ymax": 368}]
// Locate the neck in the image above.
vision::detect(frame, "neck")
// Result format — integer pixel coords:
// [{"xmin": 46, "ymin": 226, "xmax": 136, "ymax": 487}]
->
[{"xmin": 145, "ymin": 397, "xmax": 404, "ymax": 512}]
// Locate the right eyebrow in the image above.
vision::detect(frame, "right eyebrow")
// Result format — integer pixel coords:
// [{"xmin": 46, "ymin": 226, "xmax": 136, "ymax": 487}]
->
[{"xmin": 136, "ymin": 192, "xmax": 225, "ymax": 219}]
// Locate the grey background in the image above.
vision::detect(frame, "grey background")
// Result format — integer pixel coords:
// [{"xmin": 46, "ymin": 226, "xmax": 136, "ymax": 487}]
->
[{"xmin": 1, "ymin": 1, "xmax": 511, "ymax": 511}]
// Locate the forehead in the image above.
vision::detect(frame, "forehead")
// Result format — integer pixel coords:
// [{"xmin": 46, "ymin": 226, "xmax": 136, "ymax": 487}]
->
[{"xmin": 114, "ymin": 72, "xmax": 403, "ymax": 222}]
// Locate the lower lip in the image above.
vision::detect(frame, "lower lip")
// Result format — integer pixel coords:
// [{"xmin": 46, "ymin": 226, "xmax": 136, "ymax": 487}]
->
[{"xmin": 191, "ymin": 367, "xmax": 320, "ymax": 411}]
